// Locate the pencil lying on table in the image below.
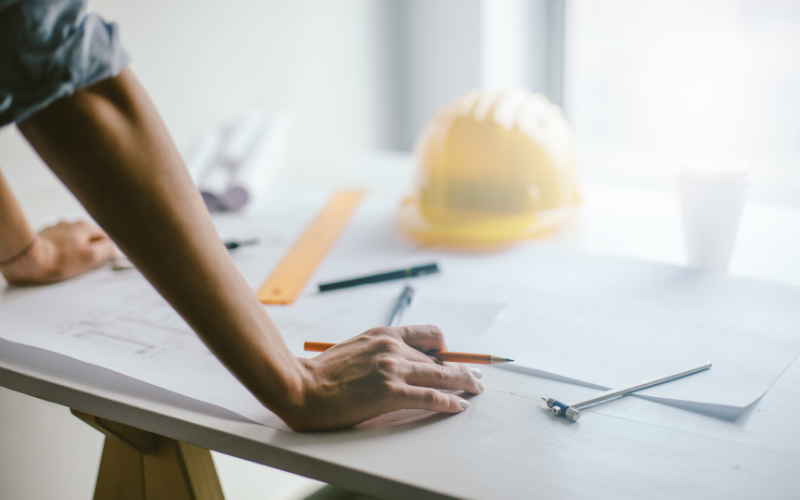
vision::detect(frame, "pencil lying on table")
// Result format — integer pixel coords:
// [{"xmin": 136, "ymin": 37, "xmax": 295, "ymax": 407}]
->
[{"xmin": 304, "ymin": 342, "xmax": 513, "ymax": 365}]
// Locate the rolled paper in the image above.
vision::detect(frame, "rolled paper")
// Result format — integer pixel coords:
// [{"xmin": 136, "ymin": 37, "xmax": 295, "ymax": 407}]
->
[
  {"xmin": 221, "ymin": 116, "xmax": 289, "ymax": 212},
  {"xmin": 185, "ymin": 113, "xmax": 288, "ymax": 212},
  {"xmin": 185, "ymin": 130, "xmax": 223, "ymax": 186},
  {"xmin": 221, "ymin": 112, "xmax": 267, "ymax": 169}
]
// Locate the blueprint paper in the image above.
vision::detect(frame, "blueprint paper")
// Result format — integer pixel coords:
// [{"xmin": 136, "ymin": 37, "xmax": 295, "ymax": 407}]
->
[
  {"xmin": 1, "ymin": 186, "xmax": 799, "ymax": 424},
  {"xmin": 0, "ymin": 267, "xmax": 503, "ymax": 427},
  {"xmin": 0, "ymin": 271, "xmax": 279, "ymax": 426}
]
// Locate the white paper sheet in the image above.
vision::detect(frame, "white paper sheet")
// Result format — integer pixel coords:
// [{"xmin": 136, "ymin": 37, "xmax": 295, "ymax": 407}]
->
[
  {"xmin": 310, "ymin": 195, "xmax": 800, "ymax": 410},
  {"xmin": 268, "ymin": 288, "xmax": 506, "ymax": 356},
  {"xmin": 462, "ymin": 276, "xmax": 800, "ymax": 409}
]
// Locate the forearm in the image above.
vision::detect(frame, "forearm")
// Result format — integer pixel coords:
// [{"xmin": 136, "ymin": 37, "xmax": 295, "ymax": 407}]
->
[
  {"xmin": 17, "ymin": 69, "xmax": 482, "ymax": 432},
  {"xmin": 0, "ymin": 169, "xmax": 37, "ymax": 261},
  {"xmin": 18, "ymin": 70, "xmax": 304, "ymax": 416},
  {"xmin": 0, "ymin": 169, "xmax": 60, "ymax": 283}
]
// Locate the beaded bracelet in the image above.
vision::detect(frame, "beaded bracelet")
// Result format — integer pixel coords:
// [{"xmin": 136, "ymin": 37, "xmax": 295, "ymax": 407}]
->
[{"xmin": 0, "ymin": 236, "xmax": 38, "ymax": 268}]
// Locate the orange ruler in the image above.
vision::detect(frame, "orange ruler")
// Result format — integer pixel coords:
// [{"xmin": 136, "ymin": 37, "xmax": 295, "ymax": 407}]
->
[{"xmin": 257, "ymin": 189, "xmax": 365, "ymax": 304}]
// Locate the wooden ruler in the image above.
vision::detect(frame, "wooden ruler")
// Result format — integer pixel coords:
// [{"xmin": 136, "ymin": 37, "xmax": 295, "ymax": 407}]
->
[{"xmin": 257, "ymin": 189, "xmax": 365, "ymax": 304}]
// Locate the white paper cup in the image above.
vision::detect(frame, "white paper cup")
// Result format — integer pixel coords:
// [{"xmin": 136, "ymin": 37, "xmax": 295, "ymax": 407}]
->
[{"xmin": 677, "ymin": 157, "xmax": 752, "ymax": 271}]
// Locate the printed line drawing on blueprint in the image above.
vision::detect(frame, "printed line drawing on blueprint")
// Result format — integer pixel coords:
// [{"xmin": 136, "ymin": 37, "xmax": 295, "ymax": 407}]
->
[
  {"xmin": 55, "ymin": 298, "xmax": 207, "ymax": 360},
  {"xmin": 0, "ymin": 270, "xmax": 282, "ymax": 426}
]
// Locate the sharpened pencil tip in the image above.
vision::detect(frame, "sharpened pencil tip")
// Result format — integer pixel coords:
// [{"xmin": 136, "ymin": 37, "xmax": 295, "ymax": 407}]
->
[
  {"xmin": 540, "ymin": 397, "xmax": 546, "ymax": 401},
  {"xmin": 506, "ymin": 359, "xmax": 514, "ymax": 362}
]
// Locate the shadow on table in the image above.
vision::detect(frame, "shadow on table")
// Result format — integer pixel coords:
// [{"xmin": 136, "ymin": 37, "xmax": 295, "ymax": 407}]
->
[
  {"xmin": 635, "ymin": 393, "xmax": 762, "ymax": 424},
  {"xmin": 302, "ymin": 484, "xmax": 379, "ymax": 500}
]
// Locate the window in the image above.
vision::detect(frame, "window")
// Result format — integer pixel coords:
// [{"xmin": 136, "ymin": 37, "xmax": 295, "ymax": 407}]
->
[{"xmin": 565, "ymin": 0, "xmax": 800, "ymax": 206}]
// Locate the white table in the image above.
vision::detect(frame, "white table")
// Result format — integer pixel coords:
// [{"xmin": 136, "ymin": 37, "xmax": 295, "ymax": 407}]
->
[{"xmin": 2, "ymin": 150, "xmax": 800, "ymax": 500}]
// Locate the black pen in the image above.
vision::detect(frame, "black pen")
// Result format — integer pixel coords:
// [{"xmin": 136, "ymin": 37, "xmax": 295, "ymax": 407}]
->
[
  {"xmin": 318, "ymin": 262, "xmax": 439, "ymax": 292},
  {"xmin": 112, "ymin": 239, "xmax": 259, "ymax": 271},
  {"xmin": 224, "ymin": 239, "xmax": 258, "ymax": 250}
]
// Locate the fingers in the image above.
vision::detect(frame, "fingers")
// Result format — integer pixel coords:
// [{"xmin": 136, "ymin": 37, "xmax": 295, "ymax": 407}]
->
[
  {"xmin": 363, "ymin": 327, "xmax": 439, "ymax": 365},
  {"xmin": 86, "ymin": 237, "xmax": 118, "ymax": 264},
  {"xmin": 73, "ymin": 220, "xmax": 109, "ymax": 242},
  {"xmin": 44, "ymin": 220, "xmax": 109, "ymax": 243},
  {"xmin": 400, "ymin": 386, "xmax": 470, "ymax": 413},
  {"xmin": 64, "ymin": 221, "xmax": 115, "ymax": 265},
  {"xmin": 40, "ymin": 220, "xmax": 117, "ymax": 269},
  {"xmin": 404, "ymin": 361, "xmax": 484, "ymax": 394},
  {"xmin": 395, "ymin": 324, "xmax": 447, "ymax": 353},
  {"xmin": 454, "ymin": 364, "xmax": 484, "ymax": 380}
]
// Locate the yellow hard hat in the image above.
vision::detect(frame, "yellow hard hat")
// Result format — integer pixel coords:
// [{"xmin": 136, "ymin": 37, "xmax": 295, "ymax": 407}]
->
[{"xmin": 399, "ymin": 89, "xmax": 580, "ymax": 247}]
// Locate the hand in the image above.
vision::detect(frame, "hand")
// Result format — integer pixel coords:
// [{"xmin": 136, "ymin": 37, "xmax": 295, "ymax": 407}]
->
[
  {"xmin": 282, "ymin": 325, "xmax": 485, "ymax": 431},
  {"xmin": 1, "ymin": 220, "xmax": 117, "ymax": 284}
]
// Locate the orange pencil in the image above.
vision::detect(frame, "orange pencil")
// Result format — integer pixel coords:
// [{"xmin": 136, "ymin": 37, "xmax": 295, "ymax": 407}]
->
[{"xmin": 303, "ymin": 342, "xmax": 514, "ymax": 365}]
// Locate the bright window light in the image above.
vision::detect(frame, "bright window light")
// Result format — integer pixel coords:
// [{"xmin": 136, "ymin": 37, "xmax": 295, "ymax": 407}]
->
[{"xmin": 565, "ymin": 0, "xmax": 800, "ymax": 205}]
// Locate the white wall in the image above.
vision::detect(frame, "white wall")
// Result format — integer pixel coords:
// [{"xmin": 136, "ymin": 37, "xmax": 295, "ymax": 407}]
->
[
  {"xmin": 91, "ymin": 0, "xmax": 379, "ymax": 154},
  {"xmin": 373, "ymin": 0, "xmax": 560, "ymax": 151},
  {"xmin": 405, "ymin": 0, "xmax": 482, "ymax": 151},
  {"xmin": 0, "ymin": 0, "xmax": 386, "ymax": 228},
  {"xmin": 482, "ymin": 0, "xmax": 537, "ymax": 90}
]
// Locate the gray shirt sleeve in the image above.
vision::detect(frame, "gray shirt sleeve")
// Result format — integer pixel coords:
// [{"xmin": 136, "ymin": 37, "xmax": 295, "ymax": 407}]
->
[{"xmin": 0, "ymin": 0, "xmax": 130, "ymax": 127}]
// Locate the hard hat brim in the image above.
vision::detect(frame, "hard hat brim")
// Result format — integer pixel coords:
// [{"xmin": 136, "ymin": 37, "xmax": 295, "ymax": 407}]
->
[{"xmin": 398, "ymin": 196, "xmax": 577, "ymax": 248}]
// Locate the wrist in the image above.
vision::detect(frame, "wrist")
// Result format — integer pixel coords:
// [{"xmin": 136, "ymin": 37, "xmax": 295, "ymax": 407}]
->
[
  {"xmin": 0, "ymin": 235, "xmax": 58, "ymax": 283},
  {"xmin": 0, "ymin": 234, "xmax": 38, "ymax": 267},
  {"xmin": 258, "ymin": 356, "xmax": 316, "ymax": 431}
]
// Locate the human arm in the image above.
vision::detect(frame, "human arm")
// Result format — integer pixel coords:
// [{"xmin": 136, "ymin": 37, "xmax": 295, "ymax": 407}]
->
[
  {"xmin": 18, "ymin": 69, "xmax": 482, "ymax": 431},
  {"xmin": 0, "ymin": 168, "xmax": 116, "ymax": 283}
]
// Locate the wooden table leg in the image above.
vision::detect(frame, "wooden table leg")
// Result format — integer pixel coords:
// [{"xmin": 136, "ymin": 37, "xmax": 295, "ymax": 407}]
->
[{"xmin": 71, "ymin": 409, "xmax": 225, "ymax": 500}]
